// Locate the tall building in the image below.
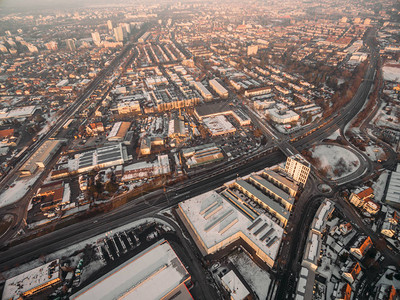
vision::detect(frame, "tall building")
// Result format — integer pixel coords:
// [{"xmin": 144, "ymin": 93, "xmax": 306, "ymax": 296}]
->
[
  {"xmin": 122, "ymin": 23, "xmax": 131, "ymax": 34},
  {"xmin": 107, "ymin": 19, "xmax": 113, "ymax": 31},
  {"xmin": 91, "ymin": 32, "xmax": 101, "ymax": 46},
  {"xmin": 65, "ymin": 39, "xmax": 76, "ymax": 51},
  {"xmin": 284, "ymin": 154, "xmax": 310, "ymax": 186},
  {"xmin": 114, "ymin": 26, "xmax": 124, "ymax": 42}
]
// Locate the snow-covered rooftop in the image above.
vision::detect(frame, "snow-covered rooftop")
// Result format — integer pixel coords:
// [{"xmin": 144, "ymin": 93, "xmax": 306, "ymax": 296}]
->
[
  {"xmin": 203, "ymin": 115, "xmax": 236, "ymax": 136},
  {"xmin": 312, "ymin": 200, "xmax": 333, "ymax": 232},
  {"xmin": 178, "ymin": 190, "xmax": 283, "ymax": 266},
  {"xmin": 221, "ymin": 270, "xmax": 249, "ymax": 300},
  {"xmin": 2, "ymin": 260, "xmax": 60, "ymax": 300},
  {"xmin": 386, "ymin": 165, "xmax": 400, "ymax": 206},
  {"xmin": 71, "ymin": 240, "xmax": 190, "ymax": 300}
]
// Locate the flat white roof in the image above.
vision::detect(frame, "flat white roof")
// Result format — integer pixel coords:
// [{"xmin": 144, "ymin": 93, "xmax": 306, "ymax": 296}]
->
[
  {"xmin": 313, "ymin": 200, "xmax": 333, "ymax": 231},
  {"xmin": 71, "ymin": 240, "xmax": 189, "ymax": 300},
  {"xmin": 179, "ymin": 190, "xmax": 283, "ymax": 262},
  {"xmin": 307, "ymin": 233, "xmax": 320, "ymax": 262},
  {"xmin": 2, "ymin": 260, "xmax": 60, "ymax": 300},
  {"xmin": 221, "ymin": 270, "xmax": 249, "ymax": 300},
  {"xmin": 203, "ymin": 115, "xmax": 236, "ymax": 135},
  {"xmin": 386, "ymin": 171, "xmax": 400, "ymax": 204}
]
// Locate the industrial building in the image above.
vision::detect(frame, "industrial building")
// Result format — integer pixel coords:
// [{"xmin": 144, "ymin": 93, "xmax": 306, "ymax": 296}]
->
[
  {"xmin": 182, "ymin": 144, "xmax": 224, "ymax": 168},
  {"xmin": 177, "ymin": 190, "xmax": 284, "ymax": 269},
  {"xmin": 120, "ymin": 154, "xmax": 171, "ymax": 181},
  {"xmin": 107, "ymin": 122, "xmax": 131, "ymax": 142},
  {"xmin": 0, "ymin": 105, "xmax": 37, "ymax": 120},
  {"xmin": 69, "ymin": 143, "xmax": 129, "ymax": 174},
  {"xmin": 284, "ymin": 155, "xmax": 310, "ymax": 186},
  {"xmin": 117, "ymin": 100, "xmax": 141, "ymax": 114},
  {"xmin": 19, "ymin": 139, "xmax": 63, "ymax": 176},
  {"xmin": 2, "ymin": 260, "xmax": 61, "ymax": 300},
  {"xmin": 209, "ymin": 79, "xmax": 228, "ymax": 98},
  {"xmin": 71, "ymin": 240, "xmax": 192, "ymax": 300},
  {"xmin": 385, "ymin": 164, "xmax": 400, "ymax": 209},
  {"xmin": 203, "ymin": 115, "xmax": 237, "ymax": 136}
]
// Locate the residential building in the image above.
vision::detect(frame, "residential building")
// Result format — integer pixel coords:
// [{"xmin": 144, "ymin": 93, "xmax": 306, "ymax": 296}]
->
[{"xmin": 284, "ymin": 155, "xmax": 310, "ymax": 186}]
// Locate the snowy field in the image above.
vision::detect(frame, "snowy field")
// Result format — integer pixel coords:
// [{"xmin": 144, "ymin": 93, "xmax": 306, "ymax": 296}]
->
[
  {"xmin": 383, "ymin": 65, "xmax": 400, "ymax": 82},
  {"xmin": 310, "ymin": 145, "xmax": 360, "ymax": 180},
  {"xmin": 0, "ymin": 173, "xmax": 41, "ymax": 208},
  {"xmin": 229, "ymin": 251, "xmax": 272, "ymax": 299}
]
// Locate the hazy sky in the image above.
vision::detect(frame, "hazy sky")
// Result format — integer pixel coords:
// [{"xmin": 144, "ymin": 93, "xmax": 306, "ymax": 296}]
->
[{"xmin": 0, "ymin": 0, "xmax": 126, "ymax": 11}]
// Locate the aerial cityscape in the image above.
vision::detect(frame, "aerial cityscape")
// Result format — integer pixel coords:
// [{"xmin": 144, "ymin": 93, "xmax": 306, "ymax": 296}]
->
[{"xmin": 0, "ymin": 0, "xmax": 399, "ymax": 299}]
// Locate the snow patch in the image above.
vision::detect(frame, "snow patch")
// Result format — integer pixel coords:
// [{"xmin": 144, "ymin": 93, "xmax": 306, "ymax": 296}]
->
[{"xmin": 229, "ymin": 251, "xmax": 272, "ymax": 299}]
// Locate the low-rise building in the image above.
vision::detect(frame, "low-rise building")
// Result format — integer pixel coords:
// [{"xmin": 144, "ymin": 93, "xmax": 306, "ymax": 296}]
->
[
  {"xmin": 221, "ymin": 270, "xmax": 250, "ymax": 300},
  {"xmin": 350, "ymin": 236, "xmax": 373, "ymax": 260},
  {"xmin": 2, "ymin": 260, "xmax": 61, "ymax": 300},
  {"xmin": 266, "ymin": 107, "xmax": 300, "ymax": 124},
  {"xmin": 107, "ymin": 122, "xmax": 131, "ymax": 142},
  {"xmin": 177, "ymin": 190, "xmax": 284, "ymax": 269},
  {"xmin": 385, "ymin": 164, "xmax": 400, "ymax": 209},
  {"xmin": 20, "ymin": 139, "xmax": 63, "ymax": 176},
  {"xmin": 203, "ymin": 115, "xmax": 237, "ymax": 136},
  {"xmin": 71, "ymin": 240, "xmax": 192, "ymax": 300},
  {"xmin": 209, "ymin": 79, "xmax": 228, "ymax": 98}
]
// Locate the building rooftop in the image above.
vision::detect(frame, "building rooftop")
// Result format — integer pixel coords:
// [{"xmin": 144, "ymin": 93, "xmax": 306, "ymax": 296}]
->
[
  {"xmin": 235, "ymin": 179, "xmax": 289, "ymax": 222},
  {"xmin": 221, "ymin": 270, "xmax": 250, "ymax": 300},
  {"xmin": 386, "ymin": 167, "xmax": 400, "ymax": 205},
  {"xmin": 71, "ymin": 240, "xmax": 190, "ymax": 300},
  {"xmin": 249, "ymin": 175, "xmax": 294, "ymax": 205},
  {"xmin": 2, "ymin": 260, "xmax": 60, "ymax": 300},
  {"xmin": 203, "ymin": 115, "xmax": 236, "ymax": 135},
  {"xmin": 263, "ymin": 168, "xmax": 299, "ymax": 193},
  {"xmin": 178, "ymin": 190, "xmax": 283, "ymax": 263}
]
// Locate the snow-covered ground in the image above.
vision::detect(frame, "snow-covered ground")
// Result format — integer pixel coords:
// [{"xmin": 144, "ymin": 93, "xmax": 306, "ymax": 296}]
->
[
  {"xmin": 229, "ymin": 251, "xmax": 272, "ymax": 299},
  {"xmin": 372, "ymin": 171, "xmax": 389, "ymax": 202},
  {"xmin": 0, "ymin": 173, "xmax": 42, "ymax": 208},
  {"xmin": 310, "ymin": 145, "xmax": 360, "ymax": 180},
  {"xmin": 327, "ymin": 130, "xmax": 341, "ymax": 140},
  {"xmin": 364, "ymin": 146, "xmax": 385, "ymax": 162}
]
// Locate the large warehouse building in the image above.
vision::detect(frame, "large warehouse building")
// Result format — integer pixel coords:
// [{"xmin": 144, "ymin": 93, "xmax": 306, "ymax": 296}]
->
[
  {"xmin": 71, "ymin": 240, "xmax": 192, "ymax": 300},
  {"xmin": 68, "ymin": 143, "xmax": 129, "ymax": 174},
  {"xmin": 20, "ymin": 139, "xmax": 64, "ymax": 176},
  {"xmin": 177, "ymin": 190, "xmax": 284, "ymax": 268}
]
